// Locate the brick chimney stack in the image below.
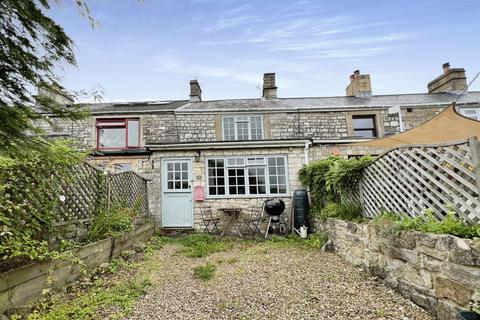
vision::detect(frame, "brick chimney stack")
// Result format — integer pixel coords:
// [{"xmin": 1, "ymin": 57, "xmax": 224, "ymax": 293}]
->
[
  {"xmin": 262, "ymin": 73, "xmax": 277, "ymax": 100},
  {"xmin": 428, "ymin": 63, "xmax": 467, "ymax": 93},
  {"xmin": 189, "ymin": 79, "xmax": 202, "ymax": 102},
  {"xmin": 346, "ymin": 70, "xmax": 372, "ymax": 97}
]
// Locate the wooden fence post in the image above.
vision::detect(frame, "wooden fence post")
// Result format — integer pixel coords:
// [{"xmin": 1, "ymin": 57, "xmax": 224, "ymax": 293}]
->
[{"xmin": 468, "ymin": 136, "xmax": 480, "ymax": 197}]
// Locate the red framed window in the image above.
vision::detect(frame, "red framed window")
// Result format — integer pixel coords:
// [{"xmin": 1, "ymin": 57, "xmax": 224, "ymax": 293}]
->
[{"xmin": 96, "ymin": 118, "xmax": 140, "ymax": 150}]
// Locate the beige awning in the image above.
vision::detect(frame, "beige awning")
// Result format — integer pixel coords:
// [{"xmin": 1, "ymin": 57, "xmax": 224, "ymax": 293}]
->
[{"xmin": 350, "ymin": 104, "xmax": 480, "ymax": 148}]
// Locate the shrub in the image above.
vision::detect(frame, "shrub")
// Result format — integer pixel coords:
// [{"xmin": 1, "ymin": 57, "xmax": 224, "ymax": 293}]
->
[
  {"xmin": 299, "ymin": 156, "xmax": 373, "ymax": 215},
  {"xmin": 319, "ymin": 202, "xmax": 364, "ymax": 222},
  {"xmin": 0, "ymin": 139, "xmax": 87, "ymax": 270},
  {"xmin": 193, "ymin": 262, "xmax": 216, "ymax": 281}
]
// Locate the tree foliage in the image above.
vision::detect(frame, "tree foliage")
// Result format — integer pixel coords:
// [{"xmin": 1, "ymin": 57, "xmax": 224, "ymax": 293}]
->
[{"xmin": 0, "ymin": 0, "xmax": 91, "ymax": 152}]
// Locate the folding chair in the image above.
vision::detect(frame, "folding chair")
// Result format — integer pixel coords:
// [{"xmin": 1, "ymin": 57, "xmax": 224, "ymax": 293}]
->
[
  {"xmin": 243, "ymin": 203, "xmax": 267, "ymax": 239},
  {"xmin": 200, "ymin": 207, "xmax": 221, "ymax": 234}
]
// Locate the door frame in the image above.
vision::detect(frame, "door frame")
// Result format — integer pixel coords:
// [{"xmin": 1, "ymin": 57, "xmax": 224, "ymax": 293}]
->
[{"xmin": 161, "ymin": 157, "xmax": 194, "ymax": 228}]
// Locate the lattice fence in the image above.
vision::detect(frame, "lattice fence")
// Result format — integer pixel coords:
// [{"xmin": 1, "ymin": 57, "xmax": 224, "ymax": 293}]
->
[
  {"xmin": 358, "ymin": 137, "xmax": 480, "ymax": 224},
  {"xmin": 54, "ymin": 162, "xmax": 149, "ymax": 227}
]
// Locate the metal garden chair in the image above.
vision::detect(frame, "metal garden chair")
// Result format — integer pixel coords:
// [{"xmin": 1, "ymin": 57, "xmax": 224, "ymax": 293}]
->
[
  {"xmin": 243, "ymin": 202, "xmax": 267, "ymax": 239},
  {"xmin": 200, "ymin": 207, "xmax": 221, "ymax": 234}
]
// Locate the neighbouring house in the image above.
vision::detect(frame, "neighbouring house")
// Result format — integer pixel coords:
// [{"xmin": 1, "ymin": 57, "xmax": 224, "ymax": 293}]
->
[{"xmin": 37, "ymin": 64, "xmax": 480, "ymax": 230}]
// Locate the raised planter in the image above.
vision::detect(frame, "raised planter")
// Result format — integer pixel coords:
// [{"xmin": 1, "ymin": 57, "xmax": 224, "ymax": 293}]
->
[{"xmin": 0, "ymin": 223, "xmax": 155, "ymax": 314}]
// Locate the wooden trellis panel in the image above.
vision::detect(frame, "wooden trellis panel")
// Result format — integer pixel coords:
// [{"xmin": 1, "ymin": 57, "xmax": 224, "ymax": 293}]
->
[
  {"xmin": 54, "ymin": 162, "xmax": 149, "ymax": 226},
  {"xmin": 107, "ymin": 171, "xmax": 149, "ymax": 219},
  {"xmin": 358, "ymin": 138, "xmax": 480, "ymax": 224}
]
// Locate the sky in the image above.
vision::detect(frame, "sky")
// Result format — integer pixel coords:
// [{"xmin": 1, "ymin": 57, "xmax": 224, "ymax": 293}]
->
[{"xmin": 50, "ymin": 0, "xmax": 480, "ymax": 102}]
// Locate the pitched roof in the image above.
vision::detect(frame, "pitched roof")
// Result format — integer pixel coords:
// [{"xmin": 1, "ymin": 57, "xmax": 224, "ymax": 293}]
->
[
  {"xmin": 175, "ymin": 92, "xmax": 480, "ymax": 113},
  {"xmin": 77, "ymin": 91, "xmax": 480, "ymax": 115},
  {"xmin": 84, "ymin": 100, "xmax": 188, "ymax": 114}
]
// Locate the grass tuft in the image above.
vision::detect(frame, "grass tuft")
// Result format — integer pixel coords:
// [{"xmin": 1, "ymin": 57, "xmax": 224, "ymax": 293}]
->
[
  {"xmin": 180, "ymin": 234, "xmax": 233, "ymax": 258},
  {"xmin": 269, "ymin": 233, "xmax": 328, "ymax": 250},
  {"xmin": 193, "ymin": 262, "xmax": 216, "ymax": 281}
]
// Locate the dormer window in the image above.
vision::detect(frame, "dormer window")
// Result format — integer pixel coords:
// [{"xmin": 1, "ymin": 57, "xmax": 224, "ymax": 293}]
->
[
  {"xmin": 222, "ymin": 115, "xmax": 263, "ymax": 141},
  {"xmin": 96, "ymin": 118, "xmax": 140, "ymax": 150}
]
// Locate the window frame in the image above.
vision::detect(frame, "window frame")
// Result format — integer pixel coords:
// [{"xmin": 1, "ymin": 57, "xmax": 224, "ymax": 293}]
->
[
  {"xmin": 222, "ymin": 115, "xmax": 264, "ymax": 141},
  {"xmin": 351, "ymin": 115, "xmax": 377, "ymax": 138},
  {"xmin": 96, "ymin": 118, "xmax": 140, "ymax": 150},
  {"xmin": 459, "ymin": 108, "xmax": 480, "ymax": 121},
  {"xmin": 205, "ymin": 155, "xmax": 289, "ymax": 198}
]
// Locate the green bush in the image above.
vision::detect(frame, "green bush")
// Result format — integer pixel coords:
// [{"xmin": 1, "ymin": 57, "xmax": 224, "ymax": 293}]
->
[
  {"xmin": 319, "ymin": 202, "xmax": 364, "ymax": 222},
  {"xmin": 0, "ymin": 140, "xmax": 87, "ymax": 270},
  {"xmin": 299, "ymin": 156, "xmax": 373, "ymax": 215}
]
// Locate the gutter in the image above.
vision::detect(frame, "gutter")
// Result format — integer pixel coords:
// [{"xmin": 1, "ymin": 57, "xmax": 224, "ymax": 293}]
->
[
  {"xmin": 311, "ymin": 139, "xmax": 372, "ymax": 145},
  {"xmin": 146, "ymin": 139, "xmax": 310, "ymax": 151}
]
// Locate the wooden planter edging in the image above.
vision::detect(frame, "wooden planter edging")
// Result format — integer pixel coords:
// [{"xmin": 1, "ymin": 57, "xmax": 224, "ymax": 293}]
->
[
  {"xmin": 314, "ymin": 218, "xmax": 480, "ymax": 320},
  {"xmin": 0, "ymin": 223, "xmax": 154, "ymax": 314}
]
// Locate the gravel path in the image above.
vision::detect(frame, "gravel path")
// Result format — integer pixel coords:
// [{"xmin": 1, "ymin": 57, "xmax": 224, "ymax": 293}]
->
[{"xmin": 128, "ymin": 241, "xmax": 433, "ymax": 320}]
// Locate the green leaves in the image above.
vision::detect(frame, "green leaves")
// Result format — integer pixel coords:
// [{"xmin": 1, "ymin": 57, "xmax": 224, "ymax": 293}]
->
[
  {"xmin": 0, "ymin": 139, "xmax": 87, "ymax": 271},
  {"xmin": 0, "ymin": 0, "xmax": 92, "ymax": 154},
  {"xmin": 299, "ymin": 156, "xmax": 373, "ymax": 214}
]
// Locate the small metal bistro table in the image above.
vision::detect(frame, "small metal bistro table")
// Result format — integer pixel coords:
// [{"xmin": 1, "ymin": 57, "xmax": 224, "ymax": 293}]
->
[{"xmin": 219, "ymin": 208, "xmax": 243, "ymax": 237}]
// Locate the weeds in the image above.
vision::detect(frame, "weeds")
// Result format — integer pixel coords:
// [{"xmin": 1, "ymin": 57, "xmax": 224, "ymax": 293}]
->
[
  {"xmin": 180, "ymin": 234, "xmax": 233, "ymax": 258},
  {"xmin": 269, "ymin": 233, "xmax": 328, "ymax": 250},
  {"xmin": 373, "ymin": 209, "xmax": 480, "ymax": 239},
  {"xmin": 193, "ymin": 262, "xmax": 216, "ymax": 281}
]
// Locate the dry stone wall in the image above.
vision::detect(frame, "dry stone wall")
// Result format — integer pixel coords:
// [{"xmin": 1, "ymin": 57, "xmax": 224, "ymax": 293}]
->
[{"xmin": 314, "ymin": 218, "xmax": 480, "ymax": 320}]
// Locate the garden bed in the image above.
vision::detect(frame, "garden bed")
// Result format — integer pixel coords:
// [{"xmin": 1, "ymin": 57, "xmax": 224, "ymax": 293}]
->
[{"xmin": 0, "ymin": 223, "xmax": 154, "ymax": 315}]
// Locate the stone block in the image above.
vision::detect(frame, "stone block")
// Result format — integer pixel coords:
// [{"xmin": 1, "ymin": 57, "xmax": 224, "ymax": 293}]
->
[
  {"xmin": 396, "ymin": 231, "xmax": 416, "ymax": 249},
  {"xmin": 435, "ymin": 276, "xmax": 473, "ymax": 306},
  {"xmin": 448, "ymin": 237, "xmax": 480, "ymax": 266},
  {"xmin": 436, "ymin": 299, "xmax": 460, "ymax": 320}
]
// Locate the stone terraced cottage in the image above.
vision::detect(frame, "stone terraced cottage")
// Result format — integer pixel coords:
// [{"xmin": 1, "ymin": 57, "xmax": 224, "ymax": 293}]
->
[{"xmin": 38, "ymin": 64, "xmax": 480, "ymax": 230}]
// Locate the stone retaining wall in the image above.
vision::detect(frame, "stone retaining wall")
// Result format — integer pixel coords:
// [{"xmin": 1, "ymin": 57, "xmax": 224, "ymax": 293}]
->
[
  {"xmin": 0, "ymin": 223, "xmax": 155, "ymax": 314},
  {"xmin": 314, "ymin": 218, "xmax": 480, "ymax": 320}
]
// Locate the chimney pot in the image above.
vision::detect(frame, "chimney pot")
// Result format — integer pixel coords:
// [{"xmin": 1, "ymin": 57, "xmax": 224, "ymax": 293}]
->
[
  {"xmin": 442, "ymin": 62, "xmax": 451, "ymax": 74},
  {"xmin": 262, "ymin": 73, "xmax": 277, "ymax": 100},
  {"xmin": 189, "ymin": 79, "xmax": 202, "ymax": 102}
]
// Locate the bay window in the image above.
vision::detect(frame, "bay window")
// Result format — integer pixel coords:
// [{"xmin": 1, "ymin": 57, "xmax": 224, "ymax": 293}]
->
[
  {"xmin": 96, "ymin": 118, "xmax": 140, "ymax": 150},
  {"xmin": 206, "ymin": 155, "xmax": 288, "ymax": 197},
  {"xmin": 222, "ymin": 115, "xmax": 263, "ymax": 141}
]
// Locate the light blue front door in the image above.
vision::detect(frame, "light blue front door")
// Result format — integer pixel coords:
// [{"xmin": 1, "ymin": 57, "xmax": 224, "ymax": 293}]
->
[{"xmin": 162, "ymin": 159, "xmax": 193, "ymax": 228}]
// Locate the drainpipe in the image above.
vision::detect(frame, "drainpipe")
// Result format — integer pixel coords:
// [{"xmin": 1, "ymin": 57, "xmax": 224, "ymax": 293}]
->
[{"xmin": 303, "ymin": 140, "xmax": 311, "ymax": 165}]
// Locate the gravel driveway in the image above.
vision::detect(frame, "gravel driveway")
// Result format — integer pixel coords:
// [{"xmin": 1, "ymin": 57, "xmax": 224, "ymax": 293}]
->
[{"xmin": 128, "ymin": 240, "xmax": 433, "ymax": 320}]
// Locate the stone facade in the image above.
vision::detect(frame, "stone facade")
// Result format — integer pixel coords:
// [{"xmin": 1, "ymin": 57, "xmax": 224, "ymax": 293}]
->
[
  {"xmin": 38, "ymin": 105, "xmax": 455, "ymax": 149},
  {"xmin": 314, "ymin": 218, "xmax": 480, "ymax": 320},
  {"xmin": 140, "ymin": 147, "xmax": 305, "ymax": 231}
]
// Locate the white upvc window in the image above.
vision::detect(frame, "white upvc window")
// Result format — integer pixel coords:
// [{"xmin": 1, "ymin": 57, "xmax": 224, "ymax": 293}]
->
[
  {"xmin": 459, "ymin": 108, "xmax": 480, "ymax": 120},
  {"xmin": 206, "ymin": 155, "xmax": 288, "ymax": 197},
  {"xmin": 222, "ymin": 115, "xmax": 263, "ymax": 141}
]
